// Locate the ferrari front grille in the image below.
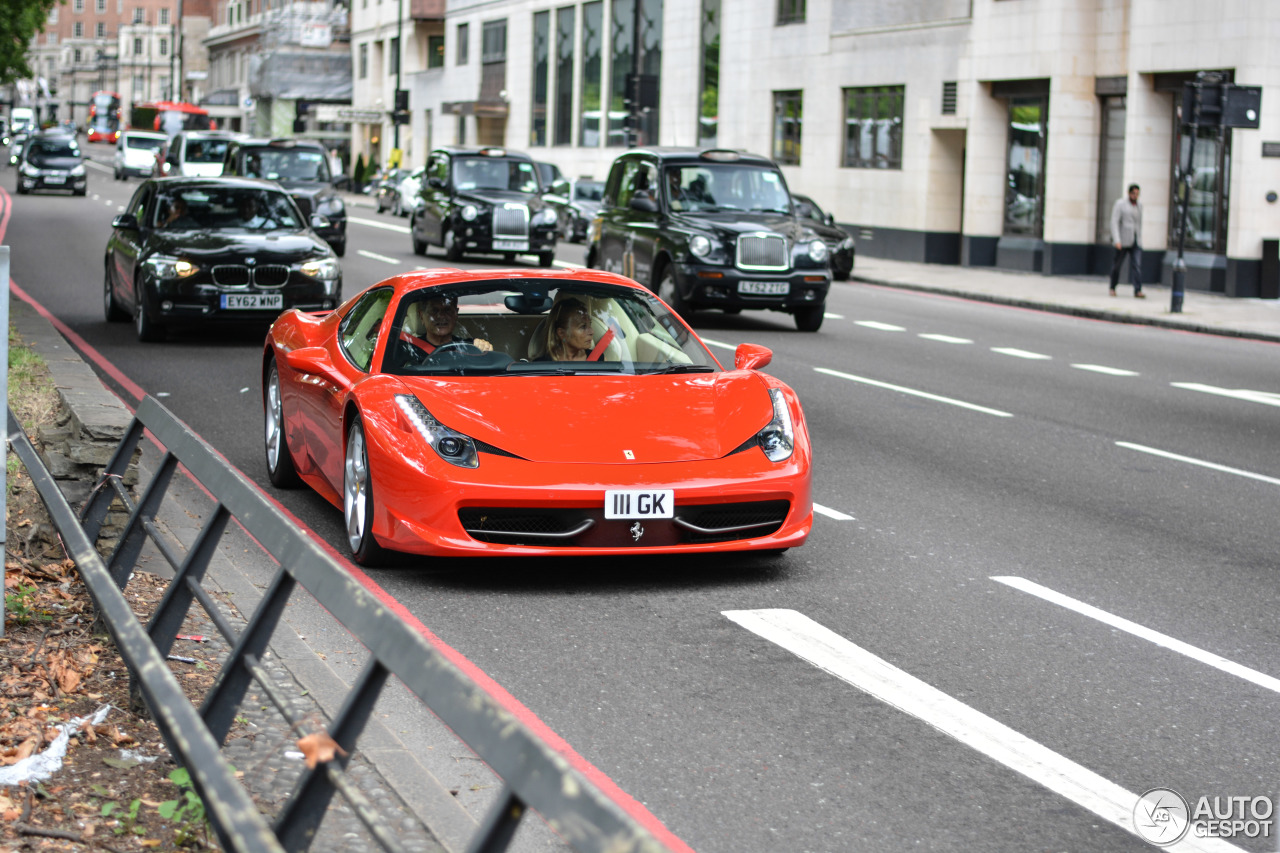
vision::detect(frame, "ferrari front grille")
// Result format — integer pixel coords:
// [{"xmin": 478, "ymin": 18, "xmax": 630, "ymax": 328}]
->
[
  {"xmin": 736, "ymin": 234, "xmax": 789, "ymax": 271},
  {"xmin": 492, "ymin": 204, "xmax": 530, "ymax": 240},
  {"xmin": 459, "ymin": 509, "xmax": 594, "ymax": 544},
  {"xmin": 673, "ymin": 500, "xmax": 790, "ymax": 543}
]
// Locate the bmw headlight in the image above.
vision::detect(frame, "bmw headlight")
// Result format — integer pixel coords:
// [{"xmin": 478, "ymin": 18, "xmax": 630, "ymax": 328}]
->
[
  {"xmin": 756, "ymin": 389, "xmax": 795, "ymax": 463},
  {"xmin": 532, "ymin": 208, "xmax": 558, "ymax": 227},
  {"xmin": 808, "ymin": 239, "xmax": 829, "ymax": 264},
  {"xmin": 689, "ymin": 235, "xmax": 713, "ymax": 259},
  {"xmin": 300, "ymin": 257, "xmax": 340, "ymax": 281},
  {"xmin": 461, "ymin": 204, "xmax": 479, "ymax": 222},
  {"xmin": 145, "ymin": 255, "xmax": 198, "ymax": 280},
  {"xmin": 70, "ymin": 164, "xmax": 86, "ymax": 177},
  {"xmin": 395, "ymin": 395, "xmax": 479, "ymax": 468}
]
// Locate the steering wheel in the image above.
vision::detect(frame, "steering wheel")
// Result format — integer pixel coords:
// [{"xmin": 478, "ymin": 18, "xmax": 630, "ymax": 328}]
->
[{"xmin": 429, "ymin": 342, "xmax": 484, "ymax": 359}]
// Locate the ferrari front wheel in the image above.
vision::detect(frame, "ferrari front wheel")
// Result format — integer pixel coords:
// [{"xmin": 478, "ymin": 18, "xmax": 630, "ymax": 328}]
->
[
  {"xmin": 344, "ymin": 416, "xmax": 390, "ymax": 565},
  {"xmin": 264, "ymin": 358, "xmax": 303, "ymax": 488}
]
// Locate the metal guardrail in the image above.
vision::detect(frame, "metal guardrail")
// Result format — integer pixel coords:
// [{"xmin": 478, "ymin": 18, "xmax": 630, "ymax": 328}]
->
[{"xmin": 9, "ymin": 395, "xmax": 670, "ymax": 853}]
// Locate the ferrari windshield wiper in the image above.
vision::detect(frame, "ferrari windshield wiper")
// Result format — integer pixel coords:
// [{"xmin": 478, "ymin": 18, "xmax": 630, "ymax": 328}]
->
[
  {"xmin": 503, "ymin": 366, "xmax": 582, "ymax": 376},
  {"xmin": 647, "ymin": 364, "xmax": 716, "ymax": 374}
]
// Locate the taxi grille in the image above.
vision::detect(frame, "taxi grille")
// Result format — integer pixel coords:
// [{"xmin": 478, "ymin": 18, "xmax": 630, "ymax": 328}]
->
[
  {"xmin": 736, "ymin": 234, "xmax": 789, "ymax": 271},
  {"xmin": 211, "ymin": 265, "xmax": 291, "ymax": 288},
  {"xmin": 492, "ymin": 205, "xmax": 530, "ymax": 240}
]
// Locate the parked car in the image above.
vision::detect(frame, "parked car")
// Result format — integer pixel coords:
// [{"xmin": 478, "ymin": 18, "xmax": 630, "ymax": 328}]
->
[
  {"xmin": 15, "ymin": 130, "xmax": 87, "ymax": 195},
  {"xmin": 114, "ymin": 130, "xmax": 168, "ymax": 180},
  {"xmin": 374, "ymin": 168, "xmax": 410, "ymax": 213},
  {"xmin": 409, "ymin": 146, "xmax": 558, "ymax": 266},
  {"xmin": 221, "ymin": 137, "xmax": 347, "ymax": 256},
  {"xmin": 154, "ymin": 130, "xmax": 240, "ymax": 178},
  {"xmin": 103, "ymin": 176, "xmax": 342, "ymax": 341},
  {"xmin": 390, "ymin": 167, "xmax": 424, "ymax": 217},
  {"xmin": 586, "ymin": 147, "xmax": 831, "ymax": 331},
  {"xmin": 261, "ymin": 267, "xmax": 813, "ymax": 564},
  {"xmin": 791, "ymin": 193, "xmax": 855, "ymax": 280},
  {"xmin": 542, "ymin": 178, "xmax": 605, "ymax": 242},
  {"xmin": 534, "ymin": 160, "xmax": 565, "ymax": 191}
]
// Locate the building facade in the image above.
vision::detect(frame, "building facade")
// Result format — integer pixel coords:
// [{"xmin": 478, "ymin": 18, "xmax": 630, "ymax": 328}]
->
[{"xmin": 355, "ymin": 0, "xmax": 1276, "ymax": 297}]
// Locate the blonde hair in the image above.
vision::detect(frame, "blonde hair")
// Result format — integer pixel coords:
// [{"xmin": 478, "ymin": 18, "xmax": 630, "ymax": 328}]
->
[{"xmin": 545, "ymin": 297, "xmax": 590, "ymax": 360}]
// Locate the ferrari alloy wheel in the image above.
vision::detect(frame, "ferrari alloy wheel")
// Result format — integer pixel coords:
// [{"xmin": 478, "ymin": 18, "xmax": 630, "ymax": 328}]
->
[
  {"xmin": 264, "ymin": 359, "xmax": 302, "ymax": 488},
  {"xmin": 344, "ymin": 417, "xmax": 389, "ymax": 564},
  {"xmin": 443, "ymin": 227, "xmax": 463, "ymax": 262},
  {"xmin": 103, "ymin": 264, "xmax": 127, "ymax": 322},
  {"xmin": 656, "ymin": 267, "xmax": 687, "ymax": 316}
]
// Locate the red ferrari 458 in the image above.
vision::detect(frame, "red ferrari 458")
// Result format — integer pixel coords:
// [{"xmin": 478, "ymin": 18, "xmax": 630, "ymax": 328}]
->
[{"xmin": 262, "ymin": 267, "xmax": 812, "ymax": 563}]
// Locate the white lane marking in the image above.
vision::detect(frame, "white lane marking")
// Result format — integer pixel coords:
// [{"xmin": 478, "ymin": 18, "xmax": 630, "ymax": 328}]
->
[
  {"xmin": 992, "ymin": 577, "xmax": 1280, "ymax": 694},
  {"xmin": 1071, "ymin": 364, "xmax": 1139, "ymax": 376},
  {"xmin": 991, "ymin": 347, "xmax": 1052, "ymax": 360},
  {"xmin": 724, "ymin": 608, "xmax": 1242, "ymax": 853},
  {"xmin": 554, "ymin": 260, "xmax": 585, "ymax": 269},
  {"xmin": 84, "ymin": 160, "xmax": 112, "ymax": 173},
  {"xmin": 105, "ymin": 200, "xmax": 116, "ymax": 207},
  {"xmin": 1116, "ymin": 442, "xmax": 1280, "ymax": 487},
  {"xmin": 854, "ymin": 320, "xmax": 905, "ymax": 331},
  {"xmin": 699, "ymin": 338, "xmax": 736, "ymax": 352},
  {"xmin": 348, "ymin": 215, "xmax": 411, "ymax": 234},
  {"xmin": 813, "ymin": 504, "xmax": 854, "ymax": 521},
  {"xmin": 117, "ymin": 206, "xmax": 125, "ymax": 212},
  {"xmin": 815, "ymin": 367, "xmax": 1014, "ymax": 418},
  {"xmin": 357, "ymin": 249, "xmax": 401, "ymax": 265},
  {"xmin": 823, "ymin": 312, "xmax": 845, "ymax": 320},
  {"xmin": 1171, "ymin": 382, "xmax": 1280, "ymax": 408},
  {"xmin": 92, "ymin": 194, "xmax": 100, "ymax": 200},
  {"xmin": 918, "ymin": 333, "xmax": 972, "ymax": 344}
]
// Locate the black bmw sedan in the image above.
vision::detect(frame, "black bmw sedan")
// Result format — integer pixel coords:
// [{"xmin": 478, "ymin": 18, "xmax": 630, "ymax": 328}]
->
[{"xmin": 103, "ymin": 177, "xmax": 342, "ymax": 342}]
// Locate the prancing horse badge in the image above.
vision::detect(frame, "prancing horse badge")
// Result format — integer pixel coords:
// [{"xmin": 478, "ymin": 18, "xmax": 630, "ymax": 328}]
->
[
  {"xmin": 629, "ymin": 522, "xmax": 644, "ymax": 541},
  {"xmin": 624, "ymin": 450, "xmax": 635, "ymax": 460}
]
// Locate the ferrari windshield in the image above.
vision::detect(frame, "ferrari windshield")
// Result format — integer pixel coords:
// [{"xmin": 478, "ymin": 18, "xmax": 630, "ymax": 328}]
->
[{"xmin": 379, "ymin": 280, "xmax": 720, "ymax": 376}]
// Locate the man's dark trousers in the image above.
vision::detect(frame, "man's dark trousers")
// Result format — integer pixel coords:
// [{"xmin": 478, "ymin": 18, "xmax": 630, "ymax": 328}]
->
[{"xmin": 1110, "ymin": 243, "xmax": 1143, "ymax": 293}]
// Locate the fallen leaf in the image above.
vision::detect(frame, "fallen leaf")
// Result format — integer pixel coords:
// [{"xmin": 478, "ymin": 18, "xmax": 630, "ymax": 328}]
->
[{"xmin": 296, "ymin": 731, "xmax": 348, "ymax": 769}]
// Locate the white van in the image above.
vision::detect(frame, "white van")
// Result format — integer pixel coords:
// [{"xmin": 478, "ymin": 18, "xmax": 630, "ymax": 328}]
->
[
  {"xmin": 10, "ymin": 107, "xmax": 36, "ymax": 135},
  {"xmin": 113, "ymin": 130, "xmax": 167, "ymax": 179},
  {"xmin": 156, "ymin": 130, "xmax": 239, "ymax": 177}
]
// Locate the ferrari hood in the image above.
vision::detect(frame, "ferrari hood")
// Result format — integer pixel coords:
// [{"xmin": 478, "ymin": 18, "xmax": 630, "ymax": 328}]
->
[{"xmin": 397, "ymin": 372, "xmax": 773, "ymax": 464}]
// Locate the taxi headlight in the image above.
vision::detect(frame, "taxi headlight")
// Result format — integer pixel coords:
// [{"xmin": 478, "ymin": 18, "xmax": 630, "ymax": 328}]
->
[
  {"xmin": 325, "ymin": 197, "xmax": 344, "ymax": 214},
  {"xmin": 532, "ymin": 208, "xmax": 558, "ymax": 227},
  {"xmin": 301, "ymin": 257, "xmax": 340, "ymax": 280},
  {"xmin": 145, "ymin": 255, "xmax": 198, "ymax": 280},
  {"xmin": 461, "ymin": 204, "xmax": 479, "ymax": 222},
  {"xmin": 395, "ymin": 395, "xmax": 479, "ymax": 468},
  {"xmin": 808, "ymin": 239, "xmax": 829, "ymax": 264},
  {"xmin": 756, "ymin": 389, "xmax": 795, "ymax": 463},
  {"xmin": 689, "ymin": 235, "xmax": 713, "ymax": 259}
]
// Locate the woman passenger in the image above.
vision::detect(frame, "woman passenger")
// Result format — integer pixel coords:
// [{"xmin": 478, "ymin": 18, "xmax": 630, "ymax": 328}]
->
[{"xmin": 545, "ymin": 297, "xmax": 595, "ymax": 361}]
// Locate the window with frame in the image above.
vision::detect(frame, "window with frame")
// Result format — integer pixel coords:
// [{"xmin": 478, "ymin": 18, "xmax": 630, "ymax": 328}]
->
[
  {"xmin": 1170, "ymin": 116, "xmax": 1230, "ymax": 253},
  {"xmin": 95, "ymin": 0, "xmax": 105, "ymax": 11},
  {"xmin": 389, "ymin": 37, "xmax": 399, "ymax": 75},
  {"xmin": 95, "ymin": 22, "xmax": 106, "ymax": 37},
  {"xmin": 772, "ymin": 90, "xmax": 802, "ymax": 166},
  {"xmin": 49, "ymin": 33, "xmax": 57, "ymax": 44},
  {"xmin": 428, "ymin": 35, "xmax": 444, "ymax": 69},
  {"xmin": 47, "ymin": 7, "xmax": 58, "ymax": 22},
  {"xmin": 160, "ymin": 38, "xmax": 168, "ymax": 55},
  {"xmin": 159, "ymin": 8, "xmax": 169, "ymax": 23},
  {"xmin": 133, "ymin": 7, "xmax": 144, "ymax": 23},
  {"xmin": 554, "ymin": 6, "xmax": 575, "ymax": 146},
  {"xmin": 456, "ymin": 23, "xmax": 469, "ymax": 65},
  {"xmin": 358, "ymin": 43, "xmax": 368, "ymax": 79},
  {"xmin": 134, "ymin": 37, "xmax": 143, "ymax": 55},
  {"xmin": 482, "ymin": 19, "xmax": 507, "ymax": 63},
  {"xmin": 73, "ymin": 47, "xmax": 82, "ymax": 62},
  {"xmin": 73, "ymin": 0, "xmax": 84, "ymax": 12},
  {"xmin": 531, "ymin": 11, "xmax": 549, "ymax": 146},
  {"xmin": 842, "ymin": 85, "xmax": 904, "ymax": 169},
  {"xmin": 73, "ymin": 22, "xmax": 84, "ymax": 37},
  {"xmin": 1003, "ymin": 95, "xmax": 1048, "ymax": 237},
  {"xmin": 579, "ymin": 1, "xmax": 602, "ymax": 147},
  {"xmin": 698, "ymin": 0, "xmax": 720, "ymax": 146},
  {"xmin": 777, "ymin": 0, "xmax": 804, "ymax": 24}
]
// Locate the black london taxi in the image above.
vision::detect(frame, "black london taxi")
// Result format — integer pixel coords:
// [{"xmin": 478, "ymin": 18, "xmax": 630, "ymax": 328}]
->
[
  {"xmin": 221, "ymin": 138, "xmax": 348, "ymax": 256},
  {"xmin": 409, "ymin": 146, "xmax": 559, "ymax": 267},
  {"xmin": 586, "ymin": 148, "xmax": 831, "ymax": 331}
]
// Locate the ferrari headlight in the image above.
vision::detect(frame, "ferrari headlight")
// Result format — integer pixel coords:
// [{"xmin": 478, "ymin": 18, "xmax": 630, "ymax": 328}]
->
[
  {"xmin": 70, "ymin": 164, "xmax": 86, "ymax": 176},
  {"xmin": 300, "ymin": 257, "xmax": 340, "ymax": 281},
  {"xmin": 532, "ymin": 208, "xmax": 558, "ymax": 227},
  {"xmin": 756, "ymin": 389, "xmax": 795, "ymax": 463},
  {"xmin": 689, "ymin": 235, "xmax": 713, "ymax": 259},
  {"xmin": 807, "ymin": 239, "xmax": 829, "ymax": 264},
  {"xmin": 145, "ymin": 255, "xmax": 198, "ymax": 280},
  {"xmin": 395, "ymin": 395, "xmax": 479, "ymax": 468},
  {"xmin": 461, "ymin": 204, "xmax": 479, "ymax": 222}
]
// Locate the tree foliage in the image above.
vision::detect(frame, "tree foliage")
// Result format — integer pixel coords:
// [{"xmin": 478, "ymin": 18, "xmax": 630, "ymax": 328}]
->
[{"xmin": 0, "ymin": 0, "xmax": 60, "ymax": 85}]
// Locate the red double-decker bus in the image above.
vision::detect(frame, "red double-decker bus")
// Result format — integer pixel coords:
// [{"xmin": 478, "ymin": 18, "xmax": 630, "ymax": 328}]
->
[
  {"xmin": 130, "ymin": 100, "xmax": 214, "ymax": 138},
  {"xmin": 87, "ymin": 90, "xmax": 122, "ymax": 142}
]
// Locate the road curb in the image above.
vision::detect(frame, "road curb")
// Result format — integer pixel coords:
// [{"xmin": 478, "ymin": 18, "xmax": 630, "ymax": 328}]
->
[{"xmin": 851, "ymin": 273, "xmax": 1280, "ymax": 345}]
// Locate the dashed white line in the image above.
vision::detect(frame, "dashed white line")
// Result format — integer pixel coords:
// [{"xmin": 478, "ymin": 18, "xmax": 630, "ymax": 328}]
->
[
  {"xmin": 854, "ymin": 320, "xmax": 905, "ymax": 332},
  {"xmin": 992, "ymin": 576, "xmax": 1280, "ymax": 695},
  {"xmin": 823, "ymin": 312, "xmax": 845, "ymax": 320},
  {"xmin": 1071, "ymin": 364, "xmax": 1138, "ymax": 376},
  {"xmin": 347, "ymin": 215, "xmax": 411, "ymax": 234},
  {"xmin": 723, "ymin": 608, "xmax": 1241, "ymax": 853},
  {"xmin": 815, "ymin": 367, "xmax": 1014, "ymax": 417},
  {"xmin": 812, "ymin": 503, "xmax": 854, "ymax": 521},
  {"xmin": 1171, "ymin": 382, "xmax": 1280, "ymax": 408},
  {"xmin": 917, "ymin": 333, "xmax": 972, "ymax": 344},
  {"xmin": 357, "ymin": 249, "xmax": 400, "ymax": 264},
  {"xmin": 991, "ymin": 347, "xmax": 1052, "ymax": 360},
  {"xmin": 1116, "ymin": 441, "xmax": 1280, "ymax": 487}
]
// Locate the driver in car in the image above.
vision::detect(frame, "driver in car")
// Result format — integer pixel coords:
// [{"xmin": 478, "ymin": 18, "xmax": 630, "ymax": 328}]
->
[{"xmin": 400, "ymin": 295, "xmax": 493, "ymax": 356}]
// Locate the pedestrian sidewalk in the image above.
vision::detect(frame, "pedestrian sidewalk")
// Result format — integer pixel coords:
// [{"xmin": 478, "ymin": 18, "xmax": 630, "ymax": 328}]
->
[{"xmin": 850, "ymin": 256, "xmax": 1280, "ymax": 344}]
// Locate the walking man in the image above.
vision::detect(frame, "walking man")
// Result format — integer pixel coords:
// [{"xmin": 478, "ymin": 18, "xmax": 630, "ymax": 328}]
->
[{"xmin": 1110, "ymin": 183, "xmax": 1145, "ymax": 298}]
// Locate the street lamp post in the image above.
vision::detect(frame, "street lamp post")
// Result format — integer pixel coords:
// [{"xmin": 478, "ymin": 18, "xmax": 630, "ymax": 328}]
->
[{"xmin": 393, "ymin": 0, "xmax": 403, "ymax": 152}]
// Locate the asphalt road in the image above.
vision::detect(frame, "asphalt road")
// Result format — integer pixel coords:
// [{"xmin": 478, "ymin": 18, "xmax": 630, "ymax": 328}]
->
[{"xmin": 5, "ymin": 147, "xmax": 1280, "ymax": 852}]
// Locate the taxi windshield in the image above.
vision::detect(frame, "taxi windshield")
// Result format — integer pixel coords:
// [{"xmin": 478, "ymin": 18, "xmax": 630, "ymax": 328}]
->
[
  {"xmin": 452, "ymin": 157, "xmax": 540, "ymax": 194},
  {"xmin": 665, "ymin": 164, "xmax": 792, "ymax": 214},
  {"xmin": 381, "ymin": 280, "xmax": 719, "ymax": 376}
]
